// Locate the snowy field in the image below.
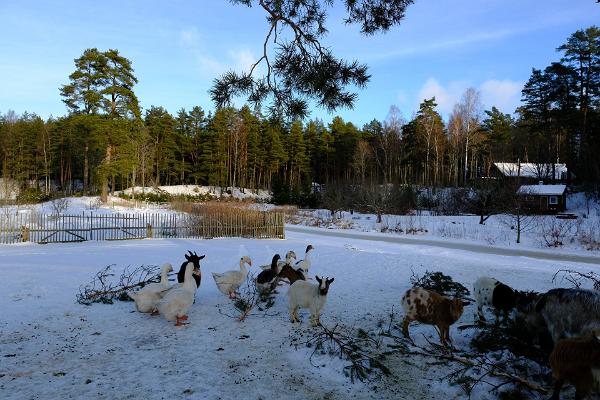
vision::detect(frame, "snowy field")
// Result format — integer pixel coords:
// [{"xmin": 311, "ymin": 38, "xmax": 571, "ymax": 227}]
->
[
  {"xmin": 2, "ymin": 230, "xmax": 599, "ymax": 399},
  {"xmin": 289, "ymin": 193, "xmax": 600, "ymax": 255}
]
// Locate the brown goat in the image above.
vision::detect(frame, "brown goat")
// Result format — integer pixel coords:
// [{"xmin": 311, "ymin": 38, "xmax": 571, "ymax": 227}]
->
[
  {"xmin": 278, "ymin": 263, "xmax": 306, "ymax": 285},
  {"xmin": 549, "ymin": 332, "xmax": 600, "ymax": 400},
  {"xmin": 401, "ymin": 287, "xmax": 465, "ymax": 347}
]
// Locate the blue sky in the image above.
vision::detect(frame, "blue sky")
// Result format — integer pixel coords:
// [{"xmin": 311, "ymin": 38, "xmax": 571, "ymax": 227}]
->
[{"xmin": 0, "ymin": 0, "xmax": 598, "ymax": 125}]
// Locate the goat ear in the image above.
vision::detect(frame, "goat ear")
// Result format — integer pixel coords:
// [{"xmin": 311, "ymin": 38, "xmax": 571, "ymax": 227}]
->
[
  {"xmin": 461, "ymin": 301, "xmax": 470, "ymax": 306},
  {"xmin": 327, "ymin": 277, "xmax": 334, "ymax": 285},
  {"xmin": 185, "ymin": 254, "xmax": 190, "ymax": 260},
  {"xmin": 315, "ymin": 276, "xmax": 322, "ymax": 283},
  {"xmin": 199, "ymin": 255, "xmax": 205, "ymax": 259}
]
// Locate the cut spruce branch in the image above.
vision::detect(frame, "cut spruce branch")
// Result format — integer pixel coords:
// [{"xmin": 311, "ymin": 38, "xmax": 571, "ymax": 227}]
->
[
  {"xmin": 76, "ymin": 264, "xmax": 161, "ymax": 305},
  {"xmin": 382, "ymin": 331, "xmax": 550, "ymax": 398},
  {"xmin": 409, "ymin": 268, "xmax": 471, "ymax": 300},
  {"xmin": 217, "ymin": 273, "xmax": 277, "ymax": 321},
  {"xmin": 290, "ymin": 321, "xmax": 391, "ymax": 383}
]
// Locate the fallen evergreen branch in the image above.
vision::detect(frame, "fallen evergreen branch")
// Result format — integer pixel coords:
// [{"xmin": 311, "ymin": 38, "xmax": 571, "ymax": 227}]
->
[
  {"xmin": 410, "ymin": 268, "xmax": 471, "ymax": 300},
  {"xmin": 217, "ymin": 273, "xmax": 276, "ymax": 321},
  {"xmin": 379, "ymin": 308, "xmax": 551, "ymax": 398},
  {"xmin": 290, "ymin": 320, "xmax": 391, "ymax": 383},
  {"xmin": 76, "ymin": 264, "xmax": 161, "ymax": 305}
]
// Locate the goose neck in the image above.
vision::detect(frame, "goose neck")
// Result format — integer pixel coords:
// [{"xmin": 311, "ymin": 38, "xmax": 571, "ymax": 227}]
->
[{"xmin": 160, "ymin": 267, "xmax": 170, "ymax": 285}]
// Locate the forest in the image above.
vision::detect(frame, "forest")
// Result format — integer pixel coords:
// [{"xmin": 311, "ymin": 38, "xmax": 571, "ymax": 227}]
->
[{"xmin": 0, "ymin": 27, "xmax": 599, "ymax": 205}]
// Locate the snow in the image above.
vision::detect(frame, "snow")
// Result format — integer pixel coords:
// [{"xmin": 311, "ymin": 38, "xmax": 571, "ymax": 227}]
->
[
  {"xmin": 517, "ymin": 184, "xmax": 566, "ymax": 196},
  {"xmin": 1, "ymin": 230, "xmax": 599, "ymax": 399},
  {"xmin": 288, "ymin": 193, "xmax": 600, "ymax": 255},
  {"xmin": 118, "ymin": 185, "xmax": 271, "ymax": 201},
  {"xmin": 494, "ymin": 162, "xmax": 568, "ymax": 180}
]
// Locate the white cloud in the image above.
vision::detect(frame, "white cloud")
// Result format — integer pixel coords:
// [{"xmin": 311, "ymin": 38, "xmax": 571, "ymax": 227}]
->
[
  {"xmin": 179, "ymin": 27, "xmax": 199, "ymax": 47},
  {"xmin": 479, "ymin": 79, "xmax": 523, "ymax": 114},
  {"xmin": 370, "ymin": 28, "xmax": 521, "ymax": 61},
  {"xmin": 415, "ymin": 78, "xmax": 523, "ymax": 117},
  {"xmin": 196, "ymin": 49, "xmax": 257, "ymax": 77},
  {"xmin": 416, "ymin": 78, "xmax": 467, "ymax": 116}
]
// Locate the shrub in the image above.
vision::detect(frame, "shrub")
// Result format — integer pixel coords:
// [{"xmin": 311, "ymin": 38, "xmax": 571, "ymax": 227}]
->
[{"xmin": 17, "ymin": 187, "xmax": 50, "ymax": 203}]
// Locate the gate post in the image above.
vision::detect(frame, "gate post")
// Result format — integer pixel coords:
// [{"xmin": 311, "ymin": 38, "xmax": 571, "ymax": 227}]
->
[
  {"xmin": 21, "ymin": 226, "xmax": 30, "ymax": 242},
  {"xmin": 146, "ymin": 223, "xmax": 153, "ymax": 238}
]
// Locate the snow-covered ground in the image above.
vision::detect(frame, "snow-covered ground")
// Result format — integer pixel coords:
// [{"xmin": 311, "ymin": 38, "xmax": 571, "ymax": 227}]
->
[
  {"xmin": 0, "ymin": 196, "xmax": 172, "ymax": 217},
  {"xmin": 289, "ymin": 193, "xmax": 600, "ymax": 255},
  {"xmin": 118, "ymin": 185, "xmax": 271, "ymax": 201},
  {"xmin": 1, "ymin": 230, "xmax": 598, "ymax": 399}
]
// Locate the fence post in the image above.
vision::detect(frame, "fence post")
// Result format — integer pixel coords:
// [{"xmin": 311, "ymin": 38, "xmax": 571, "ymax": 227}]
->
[
  {"xmin": 146, "ymin": 223, "xmax": 153, "ymax": 238},
  {"xmin": 22, "ymin": 226, "xmax": 30, "ymax": 242}
]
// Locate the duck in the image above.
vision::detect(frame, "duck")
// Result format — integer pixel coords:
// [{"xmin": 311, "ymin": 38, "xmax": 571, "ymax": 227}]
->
[
  {"xmin": 156, "ymin": 258, "xmax": 199, "ymax": 326},
  {"xmin": 127, "ymin": 263, "xmax": 173, "ymax": 313},
  {"xmin": 259, "ymin": 250, "xmax": 297, "ymax": 273},
  {"xmin": 256, "ymin": 254, "xmax": 281, "ymax": 294},
  {"xmin": 212, "ymin": 256, "xmax": 252, "ymax": 299},
  {"xmin": 294, "ymin": 245, "xmax": 314, "ymax": 277}
]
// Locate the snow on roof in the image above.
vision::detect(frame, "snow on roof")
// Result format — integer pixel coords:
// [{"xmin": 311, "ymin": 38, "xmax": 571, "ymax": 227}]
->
[
  {"xmin": 494, "ymin": 162, "xmax": 567, "ymax": 179},
  {"xmin": 517, "ymin": 184, "xmax": 566, "ymax": 196}
]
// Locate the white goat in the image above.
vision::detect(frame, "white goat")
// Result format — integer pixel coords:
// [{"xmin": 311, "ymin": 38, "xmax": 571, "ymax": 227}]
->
[{"xmin": 288, "ymin": 276, "xmax": 334, "ymax": 326}]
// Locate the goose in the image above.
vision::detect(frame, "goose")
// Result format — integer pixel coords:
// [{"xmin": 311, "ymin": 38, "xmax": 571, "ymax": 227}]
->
[
  {"xmin": 259, "ymin": 250, "xmax": 297, "ymax": 273},
  {"xmin": 212, "ymin": 256, "xmax": 252, "ymax": 299},
  {"xmin": 127, "ymin": 263, "xmax": 173, "ymax": 313},
  {"xmin": 156, "ymin": 258, "xmax": 199, "ymax": 326},
  {"xmin": 293, "ymin": 245, "xmax": 314, "ymax": 277},
  {"xmin": 256, "ymin": 254, "xmax": 281, "ymax": 294}
]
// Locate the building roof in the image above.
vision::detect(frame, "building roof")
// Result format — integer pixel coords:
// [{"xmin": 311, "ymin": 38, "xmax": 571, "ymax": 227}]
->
[
  {"xmin": 517, "ymin": 184, "xmax": 566, "ymax": 196},
  {"xmin": 494, "ymin": 162, "xmax": 567, "ymax": 179}
]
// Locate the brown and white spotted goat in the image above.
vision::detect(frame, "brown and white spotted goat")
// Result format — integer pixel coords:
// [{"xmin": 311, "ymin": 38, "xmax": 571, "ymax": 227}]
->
[{"xmin": 401, "ymin": 287, "xmax": 465, "ymax": 346}]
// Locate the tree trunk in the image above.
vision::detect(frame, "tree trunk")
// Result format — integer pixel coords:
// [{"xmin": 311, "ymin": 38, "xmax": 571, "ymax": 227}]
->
[
  {"xmin": 100, "ymin": 144, "xmax": 112, "ymax": 203},
  {"xmin": 83, "ymin": 142, "xmax": 89, "ymax": 194}
]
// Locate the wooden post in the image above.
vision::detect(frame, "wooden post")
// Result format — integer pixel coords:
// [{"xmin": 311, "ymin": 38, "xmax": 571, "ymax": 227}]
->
[
  {"xmin": 22, "ymin": 226, "xmax": 30, "ymax": 242},
  {"xmin": 146, "ymin": 223, "xmax": 153, "ymax": 238}
]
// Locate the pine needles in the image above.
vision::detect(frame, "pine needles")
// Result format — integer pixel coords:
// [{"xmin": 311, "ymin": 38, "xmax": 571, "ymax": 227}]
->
[
  {"xmin": 76, "ymin": 264, "xmax": 161, "ymax": 305},
  {"xmin": 290, "ymin": 321, "xmax": 391, "ymax": 383}
]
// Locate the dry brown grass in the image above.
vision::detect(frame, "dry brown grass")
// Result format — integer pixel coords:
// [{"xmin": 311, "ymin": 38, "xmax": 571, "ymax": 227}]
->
[{"xmin": 271, "ymin": 205, "xmax": 298, "ymax": 219}]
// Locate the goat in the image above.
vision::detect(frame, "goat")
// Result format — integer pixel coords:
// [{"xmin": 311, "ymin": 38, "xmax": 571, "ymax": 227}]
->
[
  {"xmin": 401, "ymin": 287, "xmax": 465, "ymax": 347},
  {"xmin": 473, "ymin": 277, "xmax": 536, "ymax": 321},
  {"xmin": 177, "ymin": 251, "xmax": 204, "ymax": 288},
  {"xmin": 278, "ymin": 262, "xmax": 306, "ymax": 285},
  {"xmin": 288, "ymin": 276, "xmax": 334, "ymax": 326},
  {"xmin": 549, "ymin": 331, "xmax": 600, "ymax": 400},
  {"xmin": 532, "ymin": 288, "xmax": 600, "ymax": 345}
]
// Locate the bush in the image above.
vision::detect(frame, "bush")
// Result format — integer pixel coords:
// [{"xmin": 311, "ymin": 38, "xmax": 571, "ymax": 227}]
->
[
  {"xmin": 16, "ymin": 187, "xmax": 50, "ymax": 203},
  {"xmin": 119, "ymin": 189, "xmax": 213, "ymax": 204}
]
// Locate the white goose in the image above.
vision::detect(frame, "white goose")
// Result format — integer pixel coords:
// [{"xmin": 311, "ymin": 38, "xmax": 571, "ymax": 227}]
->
[
  {"xmin": 294, "ymin": 245, "xmax": 314, "ymax": 277},
  {"xmin": 212, "ymin": 256, "xmax": 252, "ymax": 299},
  {"xmin": 127, "ymin": 263, "xmax": 173, "ymax": 313},
  {"xmin": 156, "ymin": 259, "xmax": 198, "ymax": 326}
]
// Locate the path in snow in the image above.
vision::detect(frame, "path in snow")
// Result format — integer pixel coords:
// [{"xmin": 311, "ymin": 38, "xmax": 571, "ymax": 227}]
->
[{"xmin": 286, "ymin": 225, "xmax": 600, "ymax": 266}]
